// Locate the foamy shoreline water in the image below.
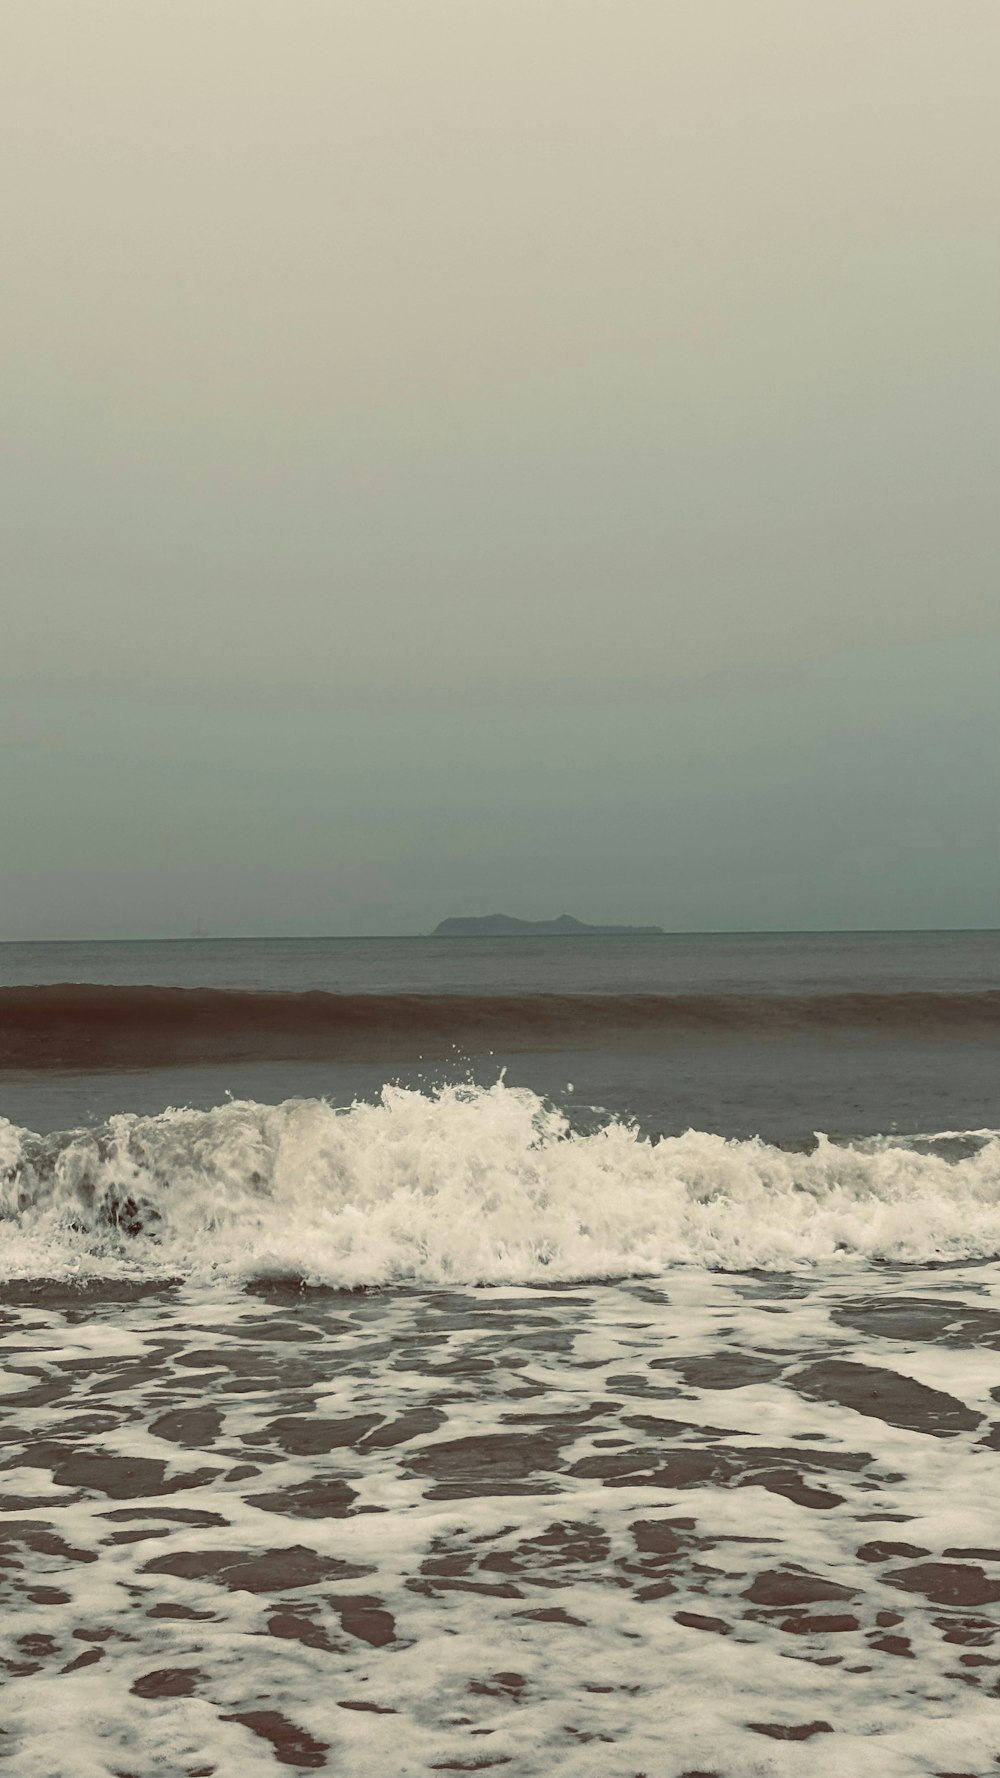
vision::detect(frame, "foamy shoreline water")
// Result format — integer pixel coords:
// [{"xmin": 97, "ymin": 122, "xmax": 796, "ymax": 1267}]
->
[{"xmin": 3, "ymin": 1265, "xmax": 1000, "ymax": 1776}]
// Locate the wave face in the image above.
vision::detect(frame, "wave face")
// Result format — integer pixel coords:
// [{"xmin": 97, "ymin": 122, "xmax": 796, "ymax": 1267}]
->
[
  {"xmin": 2, "ymin": 1082, "xmax": 999, "ymax": 1285},
  {"xmin": 2, "ymin": 983, "xmax": 998, "ymax": 1069}
]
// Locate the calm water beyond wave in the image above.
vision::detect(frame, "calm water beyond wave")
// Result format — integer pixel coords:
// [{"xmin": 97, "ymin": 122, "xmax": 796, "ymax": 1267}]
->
[{"xmin": 1, "ymin": 931, "xmax": 999, "ymax": 1777}]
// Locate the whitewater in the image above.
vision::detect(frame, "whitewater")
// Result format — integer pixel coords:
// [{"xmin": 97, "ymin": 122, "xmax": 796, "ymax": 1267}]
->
[{"xmin": 3, "ymin": 1080, "xmax": 1000, "ymax": 1286}]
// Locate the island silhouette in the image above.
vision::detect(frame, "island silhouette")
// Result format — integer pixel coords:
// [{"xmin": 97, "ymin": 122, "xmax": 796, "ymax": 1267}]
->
[{"xmin": 432, "ymin": 914, "xmax": 663, "ymax": 936}]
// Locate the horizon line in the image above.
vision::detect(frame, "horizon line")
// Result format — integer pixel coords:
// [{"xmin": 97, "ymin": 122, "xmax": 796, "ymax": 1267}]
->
[{"xmin": 2, "ymin": 926, "xmax": 998, "ymax": 945}]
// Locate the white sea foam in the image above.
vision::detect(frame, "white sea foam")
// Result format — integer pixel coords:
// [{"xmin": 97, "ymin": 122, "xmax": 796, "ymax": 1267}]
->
[{"xmin": 2, "ymin": 1081, "xmax": 999, "ymax": 1285}]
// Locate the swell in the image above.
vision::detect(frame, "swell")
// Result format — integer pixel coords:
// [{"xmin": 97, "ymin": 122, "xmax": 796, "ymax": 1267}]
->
[{"xmin": 1, "ymin": 984, "xmax": 998, "ymax": 1069}]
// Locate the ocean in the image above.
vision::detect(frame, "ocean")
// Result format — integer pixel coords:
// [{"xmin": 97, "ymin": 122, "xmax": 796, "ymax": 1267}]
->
[{"xmin": 1, "ymin": 931, "xmax": 999, "ymax": 1777}]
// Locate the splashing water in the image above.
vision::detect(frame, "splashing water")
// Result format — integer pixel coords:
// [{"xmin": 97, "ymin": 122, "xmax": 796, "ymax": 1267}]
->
[{"xmin": 2, "ymin": 1081, "xmax": 999, "ymax": 1285}]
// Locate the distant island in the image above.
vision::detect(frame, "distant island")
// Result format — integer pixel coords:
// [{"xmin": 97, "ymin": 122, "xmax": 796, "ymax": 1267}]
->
[{"xmin": 432, "ymin": 913, "xmax": 664, "ymax": 937}]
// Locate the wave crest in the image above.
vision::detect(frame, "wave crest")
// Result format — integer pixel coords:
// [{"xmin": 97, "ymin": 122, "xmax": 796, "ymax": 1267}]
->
[{"xmin": 2, "ymin": 1083, "xmax": 1000, "ymax": 1285}]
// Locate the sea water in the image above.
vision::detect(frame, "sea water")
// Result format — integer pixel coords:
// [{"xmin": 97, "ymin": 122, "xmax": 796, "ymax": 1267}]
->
[{"xmin": 1, "ymin": 932, "xmax": 999, "ymax": 1776}]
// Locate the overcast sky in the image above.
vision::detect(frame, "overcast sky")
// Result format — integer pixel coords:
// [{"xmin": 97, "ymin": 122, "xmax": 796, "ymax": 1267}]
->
[{"xmin": 2, "ymin": 1, "xmax": 997, "ymax": 936}]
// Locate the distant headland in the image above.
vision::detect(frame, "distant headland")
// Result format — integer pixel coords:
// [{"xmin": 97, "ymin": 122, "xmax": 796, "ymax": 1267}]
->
[{"xmin": 432, "ymin": 914, "xmax": 664, "ymax": 937}]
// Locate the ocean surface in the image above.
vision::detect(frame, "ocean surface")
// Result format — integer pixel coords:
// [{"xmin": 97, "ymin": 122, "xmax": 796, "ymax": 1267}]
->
[{"xmin": 1, "ymin": 931, "xmax": 999, "ymax": 1776}]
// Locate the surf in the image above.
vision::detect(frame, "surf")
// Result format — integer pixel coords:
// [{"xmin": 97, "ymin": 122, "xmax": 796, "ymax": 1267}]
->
[{"xmin": 2, "ymin": 1081, "xmax": 1000, "ymax": 1286}]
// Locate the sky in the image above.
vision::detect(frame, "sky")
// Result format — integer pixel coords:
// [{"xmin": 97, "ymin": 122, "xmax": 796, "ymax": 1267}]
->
[{"xmin": 2, "ymin": 1, "xmax": 998, "ymax": 936}]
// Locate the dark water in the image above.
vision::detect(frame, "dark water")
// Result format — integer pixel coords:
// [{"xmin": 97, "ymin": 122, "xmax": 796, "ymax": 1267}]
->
[
  {"xmin": 2, "ymin": 928, "xmax": 996, "ymax": 994},
  {"xmin": 1, "ymin": 930, "xmax": 997, "ymax": 1140},
  {"xmin": 2, "ymin": 933, "xmax": 1000, "ymax": 1776}
]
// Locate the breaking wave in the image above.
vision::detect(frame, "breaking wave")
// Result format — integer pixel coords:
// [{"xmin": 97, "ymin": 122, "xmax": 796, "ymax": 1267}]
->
[{"xmin": 2, "ymin": 1082, "xmax": 1000, "ymax": 1285}]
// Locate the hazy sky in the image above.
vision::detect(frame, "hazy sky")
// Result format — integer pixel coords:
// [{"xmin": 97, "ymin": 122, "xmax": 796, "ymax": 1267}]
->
[{"xmin": 2, "ymin": 2, "xmax": 998, "ymax": 936}]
